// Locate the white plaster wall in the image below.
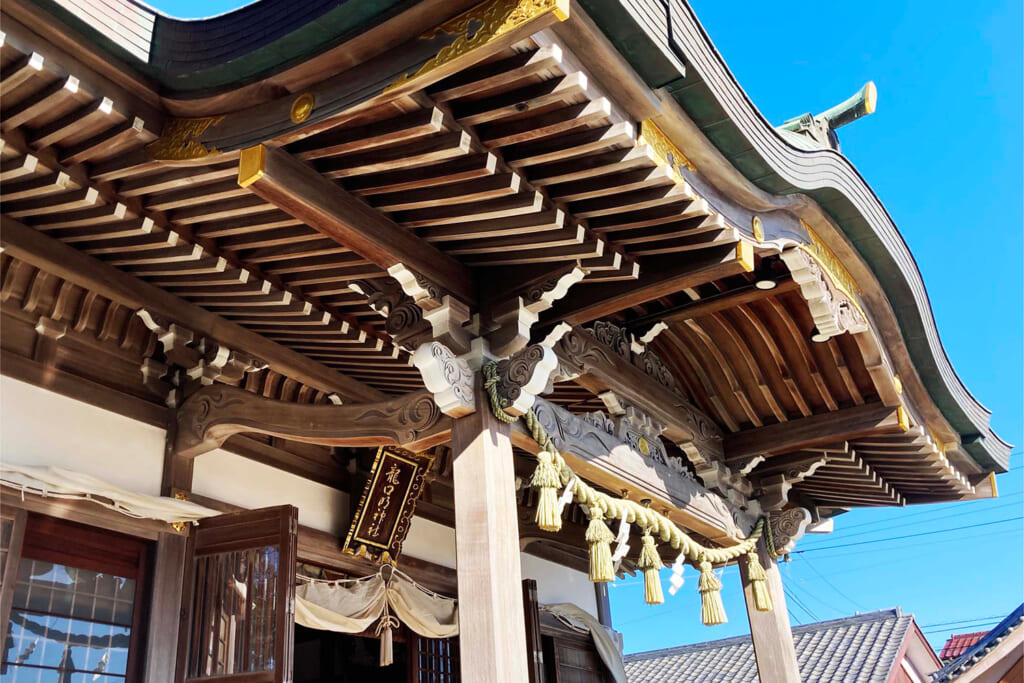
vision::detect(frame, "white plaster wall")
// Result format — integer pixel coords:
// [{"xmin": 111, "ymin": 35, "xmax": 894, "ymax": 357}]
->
[
  {"xmin": 403, "ymin": 516, "xmax": 458, "ymax": 569},
  {"xmin": 191, "ymin": 449, "xmax": 349, "ymax": 536},
  {"xmin": 521, "ymin": 553, "xmax": 599, "ymax": 617},
  {"xmin": 0, "ymin": 376, "xmax": 165, "ymax": 495}
]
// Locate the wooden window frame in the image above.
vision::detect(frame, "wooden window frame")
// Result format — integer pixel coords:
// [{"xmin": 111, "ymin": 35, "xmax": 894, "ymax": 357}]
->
[{"xmin": 1, "ymin": 511, "xmax": 151, "ymax": 683}]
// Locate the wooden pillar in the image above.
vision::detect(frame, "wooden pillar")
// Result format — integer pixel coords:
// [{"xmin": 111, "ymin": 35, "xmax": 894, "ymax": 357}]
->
[
  {"xmin": 738, "ymin": 541, "xmax": 801, "ymax": 683},
  {"xmin": 451, "ymin": 377, "xmax": 530, "ymax": 683},
  {"xmin": 144, "ymin": 532, "xmax": 188, "ymax": 683}
]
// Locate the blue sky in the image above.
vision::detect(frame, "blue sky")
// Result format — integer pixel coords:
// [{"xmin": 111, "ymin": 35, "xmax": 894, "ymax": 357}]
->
[
  {"xmin": 146, "ymin": 0, "xmax": 1023, "ymax": 655},
  {"xmin": 608, "ymin": 0, "xmax": 1023, "ymax": 654}
]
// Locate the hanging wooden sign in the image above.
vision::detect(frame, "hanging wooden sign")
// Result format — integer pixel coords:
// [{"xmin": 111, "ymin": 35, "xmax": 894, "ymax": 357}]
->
[{"xmin": 343, "ymin": 446, "xmax": 433, "ymax": 564}]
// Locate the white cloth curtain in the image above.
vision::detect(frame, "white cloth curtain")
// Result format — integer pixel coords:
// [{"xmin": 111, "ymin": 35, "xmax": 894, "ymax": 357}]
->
[
  {"xmin": 295, "ymin": 569, "xmax": 458, "ymax": 666},
  {"xmin": 0, "ymin": 464, "xmax": 219, "ymax": 523},
  {"xmin": 541, "ymin": 603, "xmax": 628, "ymax": 683}
]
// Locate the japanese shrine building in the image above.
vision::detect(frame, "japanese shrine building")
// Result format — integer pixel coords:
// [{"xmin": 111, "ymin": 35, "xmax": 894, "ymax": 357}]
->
[{"xmin": 0, "ymin": 0, "xmax": 1010, "ymax": 682}]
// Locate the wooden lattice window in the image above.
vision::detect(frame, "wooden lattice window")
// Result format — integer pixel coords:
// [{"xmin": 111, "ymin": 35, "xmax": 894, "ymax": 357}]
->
[
  {"xmin": 410, "ymin": 633, "xmax": 460, "ymax": 682},
  {"xmin": 178, "ymin": 506, "xmax": 297, "ymax": 683}
]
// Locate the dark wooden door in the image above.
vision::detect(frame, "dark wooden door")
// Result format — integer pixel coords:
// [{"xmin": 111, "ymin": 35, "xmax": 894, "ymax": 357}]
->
[{"xmin": 176, "ymin": 505, "xmax": 298, "ymax": 683}]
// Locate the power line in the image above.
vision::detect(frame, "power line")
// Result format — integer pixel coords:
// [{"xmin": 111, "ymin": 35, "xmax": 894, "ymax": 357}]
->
[
  {"xmin": 792, "ymin": 516, "xmax": 1023, "ymax": 554},
  {"xmin": 798, "ymin": 501, "xmax": 1024, "ymax": 545},
  {"xmin": 920, "ymin": 615, "xmax": 1006, "ymax": 629},
  {"xmin": 800, "ymin": 556, "xmax": 866, "ymax": 612},
  {"xmin": 830, "ymin": 492, "xmax": 1024, "ymax": 534}
]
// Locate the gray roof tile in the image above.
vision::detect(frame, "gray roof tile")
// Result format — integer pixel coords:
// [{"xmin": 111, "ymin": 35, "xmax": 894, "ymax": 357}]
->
[{"xmin": 624, "ymin": 608, "xmax": 913, "ymax": 683}]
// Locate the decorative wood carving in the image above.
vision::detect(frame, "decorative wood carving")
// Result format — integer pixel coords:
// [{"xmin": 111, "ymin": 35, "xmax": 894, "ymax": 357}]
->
[
  {"xmin": 174, "ymin": 385, "xmax": 446, "ymax": 458},
  {"xmin": 754, "ymin": 454, "xmax": 829, "ymax": 511},
  {"xmin": 137, "ymin": 309, "xmax": 266, "ymax": 406},
  {"xmin": 343, "ymin": 446, "xmax": 434, "ymax": 564},
  {"xmin": 389, "ymin": 263, "xmax": 472, "ymax": 352},
  {"xmin": 486, "ymin": 265, "xmax": 585, "ymax": 357},
  {"xmin": 492, "ymin": 343, "xmax": 560, "ymax": 417},
  {"xmin": 349, "ymin": 277, "xmax": 433, "ymax": 350},
  {"xmin": 411, "ymin": 341, "xmax": 476, "ymax": 417},
  {"xmin": 526, "ymin": 396, "xmax": 748, "ymax": 541},
  {"xmin": 780, "ymin": 246, "xmax": 868, "ymax": 341},
  {"xmin": 768, "ymin": 507, "xmax": 812, "ymax": 555},
  {"xmin": 555, "ymin": 325, "xmax": 726, "ymax": 468}
]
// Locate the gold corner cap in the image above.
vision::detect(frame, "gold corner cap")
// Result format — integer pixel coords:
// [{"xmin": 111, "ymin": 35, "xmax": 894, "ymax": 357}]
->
[
  {"xmin": 988, "ymin": 471, "xmax": 998, "ymax": 498},
  {"xmin": 238, "ymin": 145, "xmax": 267, "ymax": 188},
  {"xmin": 736, "ymin": 240, "xmax": 755, "ymax": 272},
  {"xmin": 896, "ymin": 405, "xmax": 910, "ymax": 432},
  {"xmin": 552, "ymin": 0, "xmax": 571, "ymax": 21}
]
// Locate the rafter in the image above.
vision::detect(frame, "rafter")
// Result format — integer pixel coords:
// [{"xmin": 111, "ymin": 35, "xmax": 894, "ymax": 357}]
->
[
  {"xmin": 237, "ymin": 145, "xmax": 475, "ymax": 305},
  {"xmin": 545, "ymin": 243, "xmax": 753, "ymax": 325},
  {"xmin": 1, "ymin": 216, "xmax": 384, "ymax": 403},
  {"xmin": 724, "ymin": 402, "xmax": 907, "ymax": 462}
]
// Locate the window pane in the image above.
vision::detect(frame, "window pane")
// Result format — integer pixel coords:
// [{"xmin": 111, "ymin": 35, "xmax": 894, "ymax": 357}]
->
[
  {"xmin": 186, "ymin": 545, "xmax": 279, "ymax": 679},
  {"xmin": 2, "ymin": 559, "xmax": 134, "ymax": 682}
]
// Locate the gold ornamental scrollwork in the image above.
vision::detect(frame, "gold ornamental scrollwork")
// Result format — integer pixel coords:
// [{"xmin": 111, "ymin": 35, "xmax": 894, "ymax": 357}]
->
[
  {"xmin": 146, "ymin": 116, "xmax": 224, "ymax": 161},
  {"xmin": 639, "ymin": 120, "xmax": 697, "ymax": 180},
  {"xmin": 384, "ymin": 0, "xmax": 570, "ymax": 94},
  {"xmin": 798, "ymin": 220, "xmax": 863, "ymax": 302}
]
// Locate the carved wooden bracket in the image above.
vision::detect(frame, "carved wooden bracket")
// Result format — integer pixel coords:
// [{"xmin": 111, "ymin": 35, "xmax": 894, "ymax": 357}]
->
[
  {"xmin": 349, "ymin": 278, "xmax": 434, "ymax": 351},
  {"xmin": 137, "ymin": 309, "xmax": 266, "ymax": 406},
  {"xmin": 753, "ymin": 453, "xmax": 830, "ymax": 510},
  {"xmin": 768, "ymin": 507, "xmax": 813, "ymax": 555},
  {"xmin": 485, "ymin": 265, "xmax": 586, "ymax": 357},
  {"xmin": 174, "ymin": 385, "xmax": 447, "ymax": 458},
  {"xmin": 410, "ymin": 341, "xmax": 476, "ymax": 417},
  {"xmin": 780, "ymin": 248, "xmax": 868, "ymax": 341},
  {"xmin": 555, "ymin": 324, "xmax": 725, "ymax": 465},
  {"xmin": 388, "ymin": 263, "xmax": 472, "ymax": 353}
]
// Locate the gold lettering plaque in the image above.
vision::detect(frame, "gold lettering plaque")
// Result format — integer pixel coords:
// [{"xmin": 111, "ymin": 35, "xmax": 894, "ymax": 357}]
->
[{"xmin": 343, "ymin": 446, "xmax": 433, "ymax": 564}]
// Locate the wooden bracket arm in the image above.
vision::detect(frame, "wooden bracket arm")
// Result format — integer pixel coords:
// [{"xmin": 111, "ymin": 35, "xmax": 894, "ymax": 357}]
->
[{"xmin": 174, "ymin": 385, "xmax": 449, "ymax": 458}]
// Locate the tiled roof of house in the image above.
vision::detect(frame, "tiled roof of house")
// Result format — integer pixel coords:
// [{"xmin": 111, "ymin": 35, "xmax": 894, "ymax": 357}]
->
[
  {"xmin": 938, "ymin": 632, "xmax": 988, "ymax": 661},
  {"xmin": 932, "ymin": 604, "xmax": 1024, "ymax": 682},
  {"xmin": 624, "ymin": 608, "xmax": 913, "ymax": 683}
]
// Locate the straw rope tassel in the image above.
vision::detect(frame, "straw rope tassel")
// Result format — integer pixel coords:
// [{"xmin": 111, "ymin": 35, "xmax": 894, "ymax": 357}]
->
[
  {"xmin": 585, "ymin": 505, "xmax": 615, "ymax": 582},
  {"xmin": 531, "ymin": 451, "xmax": 563, "ymax": 532},
  {"xmin": 637, "ymin": 528, "xmax": 664, "ymax": 605},
  {"xmin": 698, "ymin": 554, "xmax": 727, "ymax": 626},
  {"xmin": 746, "ymin": 550, "xmax": 773, "ymax": 612}
]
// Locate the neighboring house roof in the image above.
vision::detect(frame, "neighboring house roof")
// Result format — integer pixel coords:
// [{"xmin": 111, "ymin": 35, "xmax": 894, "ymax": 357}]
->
[
  {"xmin": 933, "ymin": 604, "xmax": 1024, "ymax": 682},
  {"xmin": 624, "ymin": 608, "xmax": 916, "ymax": 683},
  {"xmin": 938, "ymin": 632, "xmax": 988, "ymax": 661}
]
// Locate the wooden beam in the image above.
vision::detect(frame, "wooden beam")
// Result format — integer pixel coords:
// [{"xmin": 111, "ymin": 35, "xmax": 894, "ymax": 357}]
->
[
  {"xmin": 0, "ymin": 216, "xmax": 383, "ymax": 402},
  {"xmin": 725, "ymin": 402, "xmax": 905, "ymax": 462},
  {"xmin": 739, "ymin": 541, "xmax": 801, "ymax": 683},
  {"xmin": 174, "ymin": 385, "xmax": 450, "ymax": 457},
  {"xmin": 627, "ymin": 278, "xmax": 799, "ymax": 328},
  {"xmin": 238, "ymin": 144, "xmax": 474, "ymax": 304},
  {"xmin": 451, "ymin": 378, "xmax": 530, "ymax": 682},
  {"xmin": 546, "ymin": 243, "xmax": 753, "ymax": 325}
]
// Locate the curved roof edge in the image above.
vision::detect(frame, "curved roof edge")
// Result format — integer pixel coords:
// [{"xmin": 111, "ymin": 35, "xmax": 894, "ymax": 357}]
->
[
  {"xmin": 578, "ymin": 0, "xmax": 1010, "ymax": 471},
  {"xmin": 23, "ymin": 0, "xmax": 414, "ymax": 95}
]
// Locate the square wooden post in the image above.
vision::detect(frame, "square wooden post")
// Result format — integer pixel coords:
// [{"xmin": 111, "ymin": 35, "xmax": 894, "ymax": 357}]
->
[
  {"xmin": 738, "ymin": 541, "xmax": 801, "ymax": 683},
  {"xmin": 451, "ymin": 377, "xmax": 530, "ymax": 682}
]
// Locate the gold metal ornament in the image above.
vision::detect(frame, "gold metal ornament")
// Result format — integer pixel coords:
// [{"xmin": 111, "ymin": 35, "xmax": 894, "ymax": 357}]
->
[
  {"xmin": 290, "ymin": 93, "xmax": 315, "ymax": 124},
  {"xmin": 751, "ymin": 216, "xmax": 765, "ymax": 242},
  {"xmin": 639, "ymin": 119, "xmax": 697, "ymax": 181},
  {"xmin": 146, "ymin": 116, "xmax": 224, "ymax": 161},
  {"xmin": 385, "ymin": 0, "xmax": 570, "ymax": 93},
  {"xmin": 637, "ymin": 436, "xmax": 651, "ymax": 456}
]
